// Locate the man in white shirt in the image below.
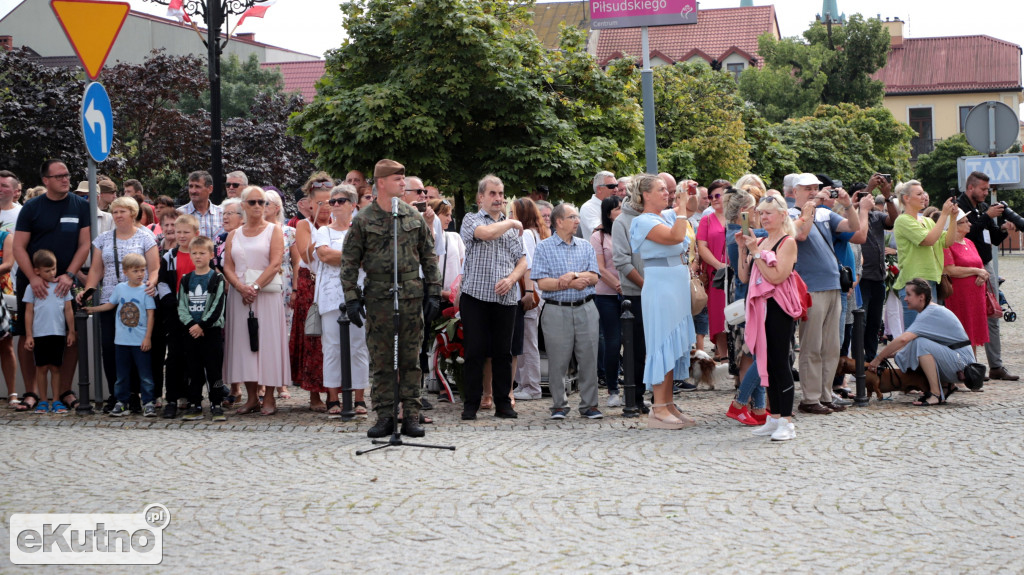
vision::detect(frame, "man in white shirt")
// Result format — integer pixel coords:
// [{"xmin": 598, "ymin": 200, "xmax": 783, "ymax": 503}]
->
[
  {"xmin": 0, "ymin": 171, "xmax": 22, "ymax": 232},
  {"xmin": 580, "ymin": 171, "xmax": 616, "ymax": 238}
]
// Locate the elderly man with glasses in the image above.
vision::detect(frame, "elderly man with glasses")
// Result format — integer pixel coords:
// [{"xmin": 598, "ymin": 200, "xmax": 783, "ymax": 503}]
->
[
  {"xmin": 580, "ymin": 171, "xmax": 617, "ymax": 238},
  {"xmin": 224, "ymin": 171, "xmax": 248, "ymax": 199}
]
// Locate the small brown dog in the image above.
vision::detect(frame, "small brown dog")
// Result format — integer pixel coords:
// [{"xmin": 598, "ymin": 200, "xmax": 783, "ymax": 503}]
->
[
  {"xmin": 689, "ymin": 349, "xmax": 724, "ymax": 390},
  {"xmin": 834, "ymin": 356, "xmax": 956, "ymax": 400}
]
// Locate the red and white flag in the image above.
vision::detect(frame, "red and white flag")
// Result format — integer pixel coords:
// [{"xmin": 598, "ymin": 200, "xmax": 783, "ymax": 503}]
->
[
  {"xmin": 237, "ymin": 0, "xmax": 277, "ymax": 27},
  {"xmin": 167, "ymin": 0, "xmax": 191, "ymax": 23}
]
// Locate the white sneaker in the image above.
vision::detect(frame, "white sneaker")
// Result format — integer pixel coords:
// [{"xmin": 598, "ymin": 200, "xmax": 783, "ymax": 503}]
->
[
  {"xmin": 770, "ymin": 419, "xmax": 795, "ymax": 441},
  {"xmin": 606, "ymin": 393, "xmax": 623, "ymax": 407},
  {"xmin": 513, "ymin": 389, "xmax": 542, "ymax": 401},
  {"xmin": 752, "ymin": 416, "xmax": 780, "ymax": 436}
]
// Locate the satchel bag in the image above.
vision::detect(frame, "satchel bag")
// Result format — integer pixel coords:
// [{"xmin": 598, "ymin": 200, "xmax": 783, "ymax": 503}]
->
[
  {"xmin": 938, "ymin": 273, "xmax": 953, "ymax": 300},
  {"xmin": 247, "ymin": 307, "xmax": 260, "ymax": 352},
  {"xmin": 813, "ymin": 221, "xmax": 854, "ymax": 291},
  {"xmin": 243, "ymin": 268, "xmax": 283, "ymax": 293},
  {"xmin": 724, "ymin": 298, "xmax": 746, "ymax": 326},
  {"xmin": 690, "ymin": 275, "xmax": 708, "ymax": 315},
  {"xmin": 304, "ymin": 254, "xmax": 325, "ymax": 337},
  {"xmin": 985, "ymin": 286, "xmax": 1003, "ymax": 319},
  {"xmin": 950, "ymin": 339, "xmax": 985, "ymax": 390}
]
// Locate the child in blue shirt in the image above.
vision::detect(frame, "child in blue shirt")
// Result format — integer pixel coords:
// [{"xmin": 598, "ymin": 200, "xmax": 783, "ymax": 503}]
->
[
  {"xmin": 85, "ymin": 253, "xmax": 157, "ymax": 417},
  {"xmin": 23, "ymin": 249, "xmax": 75, "ymax": 414}
]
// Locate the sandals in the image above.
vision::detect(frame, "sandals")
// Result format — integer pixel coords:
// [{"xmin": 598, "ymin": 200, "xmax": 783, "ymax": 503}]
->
[
  {"xmin": 912, "ymin": 392, "xmax": 944, "ymax": 407},
  {"xmin": 59, "ymin": 390, "xmax": 79, "ymax": 412},
  {"xmin": 35, "ymin": 400, "xmax": 50, "ymax": 414},
  {"xmin": 326, "ymin": 400, "xmax": 342, "ymax": 419},
  {"xmin": 833, "ymin": 387, "xmax": 854, "ymax": 400},
  {"xmin": 278, "ymin": 388, "xmax": 292, "ymax": 400},
  {"xmin": 6, "ymin": 393, "xmax": 19, "ymax": 408},
  {"xmin": 15, "ymin": 392, "xmax": 39, "ymax": 412},
  {"xmin": 52, "ymin": 400, "xmax": 69, "ymax": 415},
  {"xmin": 480, "ymin": 394, "xmax": 493, "ymax": 410},
  {"xmin": 309, "ymin": 403, "xmax": 327, "ymax": 413},
  {"xmin": 354, "ymin": 401, "xmax": 368, "ymax": 416},
  {"xmin": 235, "ymin": 404, "xmax": 260, "ymax": 415},
  {"xmin": 222, "ymin": 394, "xmax": 237, "ymax": 408}
]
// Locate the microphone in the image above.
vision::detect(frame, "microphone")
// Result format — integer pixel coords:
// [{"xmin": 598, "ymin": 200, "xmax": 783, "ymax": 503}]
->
[{"xmin": 391, "ymin": 196, "xmax": 400, "ymax": 217}]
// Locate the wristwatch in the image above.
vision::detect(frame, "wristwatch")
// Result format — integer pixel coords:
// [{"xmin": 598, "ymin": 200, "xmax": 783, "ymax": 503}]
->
[
  {"xmin": 753, "ymin": 252, "xmax": 762, "ymax": 260},
  {"xmin": 573, "ymin": 272, "xmax": 579, "ymax": 279},
  {"xmin": 66, "ymin": 272, "xmax": 75, "ymax": 280},
  {"xmin": 251, "ymin": 283, "xmax": 261, "ymax": 292}
]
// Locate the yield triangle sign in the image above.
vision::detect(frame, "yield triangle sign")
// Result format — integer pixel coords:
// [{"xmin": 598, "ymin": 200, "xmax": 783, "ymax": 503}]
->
[{"xmin": 51, "ymin": 0, "xmax": 131, "ymax": 80}]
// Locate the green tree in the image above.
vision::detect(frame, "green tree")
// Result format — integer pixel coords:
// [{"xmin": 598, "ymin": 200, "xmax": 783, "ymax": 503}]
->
[
  {"xmin": 740, "ymin": 14, "xmax": 890, "ymax": 123},
  {"xmin": 181, "ymin": 53, "xmax": 284, "ymax": 119},
  {"xmin": 0, "ymin": 49, "xmax": 86, "ymax": 186},
  {"xmin": 741, "ymin": 105, "xmax": 798, "ymax": 188},
  {"xmin": 914, "ymin": 133, "xmax": 977, "ymax": 205},
  {"xmin": 772, "ymin": 103, "xmax": 913, "ymax": 185},
  {"xmin": 650, "ymin": 62, "xmax": 751, "ymax": 183},
  {"xmin": 290, "ymin": 0, "xmax": 643, "ymax": 209}
]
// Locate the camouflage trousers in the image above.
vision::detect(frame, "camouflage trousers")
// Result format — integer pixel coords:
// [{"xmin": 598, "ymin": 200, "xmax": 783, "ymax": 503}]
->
[{"xmin": 365, "ymin": 297, "xmax": 424, "ymax": 420}]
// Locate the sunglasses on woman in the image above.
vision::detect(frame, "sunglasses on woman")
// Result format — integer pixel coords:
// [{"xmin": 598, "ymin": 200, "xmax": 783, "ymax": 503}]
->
[
  {"xmin": 328, "ymin": 198, "xmax": 350, "ymax": 206},
  {"xmin": 246, "ymin": 199, "xmax": 266, "ymax": 206},
  {"xmin": 310, "ymin": 181, "xmax": 332, "ymax": 190}
]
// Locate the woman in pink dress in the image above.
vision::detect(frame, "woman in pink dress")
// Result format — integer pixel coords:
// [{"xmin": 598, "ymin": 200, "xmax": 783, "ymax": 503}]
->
[
  {"xmin": 696, "ymin": 179, "xmax": 731, "ymax": 360},
  {"xmin": 223, "ymin": 186, "xmax": 291, "ymax": 416},
  {"xmin": 942, "ymin": 210, "xmax": 990, "ymax": 353}
]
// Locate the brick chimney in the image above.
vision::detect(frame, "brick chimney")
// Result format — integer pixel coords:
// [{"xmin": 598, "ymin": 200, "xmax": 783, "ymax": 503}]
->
[
  {"xmin": 882, "ymin": 18, "xmax": 904, "ymax": 47},
  {"xmin": 236, "ymin": 32, "xmax": 255, "ymax": 42},
  {"xmin": 0, "ymin": 36, "xmax": 13, "ymax": 51}
]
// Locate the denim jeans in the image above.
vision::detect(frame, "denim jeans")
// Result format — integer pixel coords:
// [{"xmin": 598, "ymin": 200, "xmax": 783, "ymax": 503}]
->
[
  {"xmin": 594, "ymin": 295, "xmax": 623, "ymax": 394},
  {"xmin": 693, "ymin": 307, "xmax": 709, "ymax": 336},
  {"xmin": 115, "ymin": 345, "xmax": 155, "ymax": 406},
  {"xmin": 733, "ymin": 355, "xmax": 766, "ymax": 410},
  {"xmin": 899, "ymin": 280, "xmax": 937, "ymax": 329}
]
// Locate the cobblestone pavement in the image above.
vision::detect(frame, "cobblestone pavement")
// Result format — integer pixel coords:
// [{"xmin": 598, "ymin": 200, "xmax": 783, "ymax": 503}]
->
[{"xmin": 4, "ymin": 256, "xmax": 1024, "ymax": 574}]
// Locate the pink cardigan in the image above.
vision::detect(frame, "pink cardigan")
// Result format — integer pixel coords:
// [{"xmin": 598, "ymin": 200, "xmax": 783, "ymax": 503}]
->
[{"xmin": 744, "ymin": 238, "xmax": 811, "ymax": 386}]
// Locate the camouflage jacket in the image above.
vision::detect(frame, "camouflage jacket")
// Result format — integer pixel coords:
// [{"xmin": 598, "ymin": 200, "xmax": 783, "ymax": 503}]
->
[{"xmin": 341, "ymin": 200, "xmax": 441, "ymax": 302}]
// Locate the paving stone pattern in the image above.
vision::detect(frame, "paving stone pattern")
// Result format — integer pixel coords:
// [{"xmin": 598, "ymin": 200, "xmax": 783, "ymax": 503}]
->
[{"xmin": 4, "ymin": 256, "xmax": 1024, "ymax": 574}]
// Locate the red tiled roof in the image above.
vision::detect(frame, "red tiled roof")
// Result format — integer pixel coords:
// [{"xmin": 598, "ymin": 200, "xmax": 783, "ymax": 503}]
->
[
  {"xmin": 595, "ymin": 5, "xmax": 779, "ymax": 66},
  {"xmin": 261, "ymin": 60, "xmax": 325, "ymax": 103},
  {"xmin": 872, "ymin": 35, "xmax": 1023, "ymax": 95}
]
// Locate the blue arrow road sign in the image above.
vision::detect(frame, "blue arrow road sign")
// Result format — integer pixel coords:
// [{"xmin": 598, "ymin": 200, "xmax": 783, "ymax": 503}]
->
[{"xmin": 81, "ymin": 81, "xmax": 113, "ymax": 163}]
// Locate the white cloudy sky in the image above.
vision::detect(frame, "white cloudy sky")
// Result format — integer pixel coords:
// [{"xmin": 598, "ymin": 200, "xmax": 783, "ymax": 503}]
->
[{"xmin": 1, "ymin": 0, "xmax": 1021, "ymax": 61}]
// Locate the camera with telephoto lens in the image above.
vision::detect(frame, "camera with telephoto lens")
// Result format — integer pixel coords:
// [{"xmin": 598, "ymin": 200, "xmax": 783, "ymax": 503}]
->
[{"xmin": 980, "ymin": 201, "xmax": 1024, "ymax": 230}]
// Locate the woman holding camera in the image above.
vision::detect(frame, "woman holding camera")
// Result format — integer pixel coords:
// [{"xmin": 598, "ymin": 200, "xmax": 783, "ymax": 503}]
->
[{"xmin": 892, "ymin": 180, "xmax": 956, "ymax": 327}]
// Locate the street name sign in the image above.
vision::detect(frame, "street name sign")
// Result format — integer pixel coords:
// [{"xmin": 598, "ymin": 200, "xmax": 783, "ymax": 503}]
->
[{"xmin": 591, "ymin": 0, "xmax": 697, "ymax": 29}]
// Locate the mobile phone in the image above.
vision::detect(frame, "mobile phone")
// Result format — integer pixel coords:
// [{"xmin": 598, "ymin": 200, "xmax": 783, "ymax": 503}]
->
[
  {"xmin": 80, "ymin": 287, "xmax": 96, "ymax": 302},
  {"xmin": 413, "ymin": 201, "xmax": 427, "ymax": 213},
  {"xmin": 740, "ymin": 212, "xmax": 749, "ymax": 236}
]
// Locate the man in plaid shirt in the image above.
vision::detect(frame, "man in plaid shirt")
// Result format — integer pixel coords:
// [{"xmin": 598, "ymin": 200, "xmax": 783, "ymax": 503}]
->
[
  {"xmin": 178, "ymin": 171, "xmax": 224, "ymax": 239},
  {"xmin": 459, "ymin": 174, "xmax": 527, "ymax": 421}
]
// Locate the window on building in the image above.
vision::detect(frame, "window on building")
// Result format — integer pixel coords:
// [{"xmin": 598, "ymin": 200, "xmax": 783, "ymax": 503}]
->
[
  {"xmin": 727, "ymin": 63, "xmax": 745, "ymax": 81},
  {"xmin": 909, "ymin": 108, "xmax": 934, "ymax": 157},
  {"xmin": 959, "ymin": 106, "xmax": 974, "ymax": 132}
]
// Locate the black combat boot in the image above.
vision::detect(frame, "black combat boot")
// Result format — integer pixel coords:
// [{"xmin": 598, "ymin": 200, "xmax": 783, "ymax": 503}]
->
[
  {"xmin": 367, "ymin": 417, "xmax": 395, "ymax": 438},
  {"xmin": 401, "ymin": 417, "xmax": 425, "ymax": 438}
]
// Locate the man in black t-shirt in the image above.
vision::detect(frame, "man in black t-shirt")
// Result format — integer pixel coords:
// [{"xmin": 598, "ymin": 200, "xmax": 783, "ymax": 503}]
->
[{"xmin": 13, "ymin": 160, "xmax": 91, "ymax": 409}]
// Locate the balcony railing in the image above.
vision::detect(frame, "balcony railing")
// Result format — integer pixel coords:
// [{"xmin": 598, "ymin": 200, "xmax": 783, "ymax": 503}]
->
[{"xmin": 911, "ymin": 138, "xmax": 942, "ymax": 158}]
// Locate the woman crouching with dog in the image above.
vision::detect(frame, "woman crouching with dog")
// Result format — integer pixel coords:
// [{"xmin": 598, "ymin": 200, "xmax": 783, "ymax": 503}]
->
[
  {"xmin": 738, "ymin": 194, "xmax": 803, "ymax": 441},
  {"xmin": 867, "ymin": 278, "xmax": 977, "ymax": 406}
]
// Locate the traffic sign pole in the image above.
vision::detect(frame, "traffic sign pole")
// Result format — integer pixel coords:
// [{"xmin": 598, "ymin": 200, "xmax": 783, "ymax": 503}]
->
[{"xmin": 87, "ymin": 158, "xmax": 103, "ymax": 404}]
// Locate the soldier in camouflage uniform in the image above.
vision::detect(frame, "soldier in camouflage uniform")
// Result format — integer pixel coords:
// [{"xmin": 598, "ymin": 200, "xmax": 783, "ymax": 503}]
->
[{"xmin": 341, "ymin": 159, "xmax": 441, "ymax": 438}]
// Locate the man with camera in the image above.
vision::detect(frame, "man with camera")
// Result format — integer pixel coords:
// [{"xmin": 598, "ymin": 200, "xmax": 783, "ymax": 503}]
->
[
  {"xmin": 856, "ymin": 174, "xmax": 899, "ymax": 362},
  {"xmin": 788, "ymin": 173, "xmax": 860, "ymax": 414},
  {"xmin": 956, "ymin": 171, "xmax": 1019, "ymax": 381}
]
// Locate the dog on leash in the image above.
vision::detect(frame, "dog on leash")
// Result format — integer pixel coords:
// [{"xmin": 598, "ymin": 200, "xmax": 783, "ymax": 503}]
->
[
  {"xmin": 689, "ymin": 349, "xmax": 731, "ymax": 390},
  {"xmin": 834, "ymin": 356, "xmax": 957, "ymax": 400}
]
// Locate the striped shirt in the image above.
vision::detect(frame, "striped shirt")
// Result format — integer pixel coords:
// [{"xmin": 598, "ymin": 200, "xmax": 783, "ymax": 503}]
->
[
  {"xmin": 531, "ymin": 234, "xmax": 600, "ymax": 302},
  {"xmin": 178, "ymin": 201, "xmax": 224, "ymax": 239},
  {"xmin": 459, "ymin": 210, "xmax": 524, "ymax": 305}
]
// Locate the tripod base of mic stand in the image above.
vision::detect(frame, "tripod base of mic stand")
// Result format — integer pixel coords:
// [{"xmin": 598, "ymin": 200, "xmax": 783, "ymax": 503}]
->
[{"xmin": 356, "ymin": 431, "xmax": 456, "ymax": 455}]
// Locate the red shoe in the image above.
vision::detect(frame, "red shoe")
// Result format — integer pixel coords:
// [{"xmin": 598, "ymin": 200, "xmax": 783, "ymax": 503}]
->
[
  {"xmin": 727, "ymin": 404, "xmax": 760, "ymax": 426},
  {"xmin": 726, "ymin": 403, "xmax": 744, "ymax": 422},
  {"xmin": 750, "ymin": 409, "xmax": 771, "ymax": 425}
]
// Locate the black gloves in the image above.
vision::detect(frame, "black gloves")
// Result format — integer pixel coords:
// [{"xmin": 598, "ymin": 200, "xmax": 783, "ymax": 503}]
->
[
  {"xmin": 424, "ymin": 294, "xmax": 441, "ymax": 324},
  {"xmin": 345, "ymin": 298, "xmax": 365, "ymax": 328}
]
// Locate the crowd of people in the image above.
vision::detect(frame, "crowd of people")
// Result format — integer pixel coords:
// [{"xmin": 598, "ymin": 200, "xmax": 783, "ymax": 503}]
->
[{"xmin": 0, "ymin": 161, "xmax": 1016, "ymax": 444}]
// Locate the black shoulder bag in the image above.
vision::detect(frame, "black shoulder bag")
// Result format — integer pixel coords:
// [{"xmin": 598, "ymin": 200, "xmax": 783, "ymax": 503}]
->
[{"xmin": 813, "ymin": 219, "xmax": 854, "ymax": 291}]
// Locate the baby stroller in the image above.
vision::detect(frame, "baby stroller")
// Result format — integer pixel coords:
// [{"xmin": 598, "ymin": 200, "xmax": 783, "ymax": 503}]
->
[{"xmin": 999, "ymin": 277, "xmax": 1017, "ymax": 322}]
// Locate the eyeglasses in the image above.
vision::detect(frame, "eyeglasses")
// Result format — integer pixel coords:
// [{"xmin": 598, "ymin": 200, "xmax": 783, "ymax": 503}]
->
[
  {"xmin": 441, "ymin": 199, "xmax": 451, "ymax": 206},
  {"xmin": 565, "ymin": 215, "xmax": 580, "ymax": 220},
  {"xmin": 328, "ymin": 198, "xmax": 350, "ymax": 206},
  {"xmin": 246, "ymin": 199, "xmax": 266, "ymax": 206},
  {"xmin": 759, "ymin": 196, "xmax": 784, "ymax": 206},
  {"xmin": 225, "ymin": 211, "xmax": 243, "ymax": 216},
  {"xmin": 225, "ymin": 182, "xmax": 242, "ymax": 189},
  {"xmin": 710, "ymin": 193, "xmax": 723, "ymax": 200},
  {"xmin": 361, "ymin": 195, "xmax": 373, "ymax": 201},
  {"xmin": 44, "ymin": 173, "xmax": 70, "ymax": 180},
  {"xmin": 310, "ymin": 181, "xmax": 332, "ymax": 190},
  {"xmin": 407, "ymin": 188, "xmax": 427, "ymax": 196}
]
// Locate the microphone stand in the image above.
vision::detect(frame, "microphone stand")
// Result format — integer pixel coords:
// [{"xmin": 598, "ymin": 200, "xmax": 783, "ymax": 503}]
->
[{"xmin": 358, "ymin": 197, "xmax": 455, "ymax": 455}]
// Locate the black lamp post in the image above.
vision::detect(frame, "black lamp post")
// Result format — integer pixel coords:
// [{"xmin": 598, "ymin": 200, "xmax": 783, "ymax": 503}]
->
[{"xmin": 144, "ymin": 0, "xmax": 259, "ymax": 204}]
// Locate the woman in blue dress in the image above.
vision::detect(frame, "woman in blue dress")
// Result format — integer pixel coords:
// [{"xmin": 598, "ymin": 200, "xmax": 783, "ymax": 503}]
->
[
  {"xmin": 629, "ymin": 174, "xmax": 697, "ymax": 430},
  {"xmin": 868, "ymin": 277, "xmax": 975, "ymax": 406}
]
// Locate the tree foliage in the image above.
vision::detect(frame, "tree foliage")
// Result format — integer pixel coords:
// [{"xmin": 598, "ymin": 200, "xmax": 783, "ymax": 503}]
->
[
  {"xmin": 650, "ymin": 62, "xmax": 750, "ymax": 184},
  {"xmin": 771, "ymin": 103, "xmax": 913, "ymax": 186},
  {"xmin": 740, "ymin": 14, "xmax": 890, "ymax": 123},
  {"xmin": 914, "ymin": 133, "xmax": 977, "ymax": 205},
  {"xmin": 0, "ymin": 49, "xmax": 86, "ymax": 186},
  {"xmin": 741, "ymin": 105, "xmax": 799, "ymax": 188},
  {"xmin": 290, "ymin": 0, "xmax": 643, "ymax": 208},
  {"xmin": 180, "ymin": 53, "xmax": 284, "ymax": 120}
]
